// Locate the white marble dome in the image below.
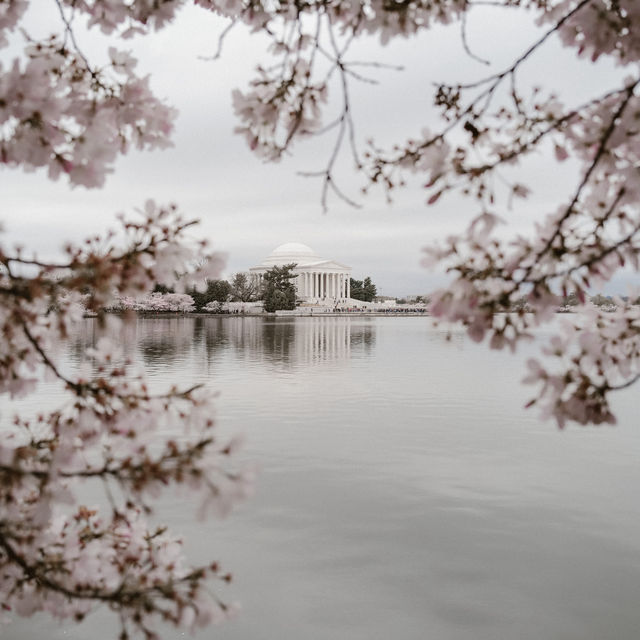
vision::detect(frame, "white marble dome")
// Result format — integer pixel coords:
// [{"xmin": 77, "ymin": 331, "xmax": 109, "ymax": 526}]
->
[
  {"xmin": 271, "ymin": 242, "xmax": 315, "ymax": 256},
  {"xmin": 263, "ymin": 242, "xmax": 321, "ymax": 266}
]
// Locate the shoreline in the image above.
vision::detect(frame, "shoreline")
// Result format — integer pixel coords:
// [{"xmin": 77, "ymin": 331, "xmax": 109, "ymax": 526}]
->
[
  {"xmin": 87, "ymin": 307, "xmax": 620, "ymax": 319},
  {"xmin": 93, "ymin": 311, "xmax": 431, "ymax": 318}
]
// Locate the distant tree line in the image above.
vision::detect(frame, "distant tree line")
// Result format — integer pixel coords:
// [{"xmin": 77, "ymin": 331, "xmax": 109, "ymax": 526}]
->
[
  {"xmin": 153, "ymin": 273, "xmax": 259, "ymax": 311},
  {"xmin": 395, "ymin": 295, "xmax": 429, "ymax": 305},
  {"xmin": 154, "ymin": 271, "xmax": 383, "ymax": 309},
  {"xmin": 152, "ymin": 267, "xmax": 300, "ymax": 312}
]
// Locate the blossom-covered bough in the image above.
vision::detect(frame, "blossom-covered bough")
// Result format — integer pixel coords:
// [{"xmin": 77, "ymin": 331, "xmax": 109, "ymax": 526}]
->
[
  {"xmin": 226, "ymin": 0, "xmax": 640, "ymax": 427},
  {"xmin": 0, "ymin": 4, "xmax": 253, "ymax": 635},
  {"xmin": 0, "ymin": 200, "xmax": 249, "ymax": 637},
  {"xmin": 1, "ymin": 0, "xmax": 639, "ymax": 636}
]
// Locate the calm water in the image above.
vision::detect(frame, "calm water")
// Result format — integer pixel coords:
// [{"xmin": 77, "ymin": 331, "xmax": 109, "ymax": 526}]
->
[{"xmin": 6, "ymin": 316, "xmax": 640, "ymax": 640}]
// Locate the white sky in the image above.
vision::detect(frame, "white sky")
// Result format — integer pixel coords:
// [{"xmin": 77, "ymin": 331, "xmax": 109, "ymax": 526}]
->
[{"xmin": 0, "ymin": 3, "xmax": 632, "ymax": 296}]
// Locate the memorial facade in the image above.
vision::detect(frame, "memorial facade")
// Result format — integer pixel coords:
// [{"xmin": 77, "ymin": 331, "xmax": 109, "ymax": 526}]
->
[{"xmin": 249, "ymin": 243, "xmax": 352, "ymax": 303}]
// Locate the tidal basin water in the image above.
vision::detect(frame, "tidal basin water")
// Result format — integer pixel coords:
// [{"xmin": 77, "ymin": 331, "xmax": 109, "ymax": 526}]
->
[{"xmin": 7, "ymin": 316, "xmax": 640, "ymax": 640}]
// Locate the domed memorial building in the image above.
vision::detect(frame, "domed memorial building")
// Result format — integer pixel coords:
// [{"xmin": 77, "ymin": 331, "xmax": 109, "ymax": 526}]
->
[{"xmin": 249, "ymin": 243, "xmax": 352, "ymax": 303}]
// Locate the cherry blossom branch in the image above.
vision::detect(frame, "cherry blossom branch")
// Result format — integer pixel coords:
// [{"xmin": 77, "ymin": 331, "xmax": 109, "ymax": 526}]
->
[
  {"xmin": 0, "ymin": 526, "xmax": 228, "ymax": 625},
  {"xmin": 53, "ymin": 0, "xmax": 92, "ymax": 70},
  {"xmin": 521, "ymin": 79, "xmax": 640, "ymax": 281},
  {"xmin": 0, "ymin": 198, "xmax": 246, "ymax": 632},
  {"xmin": 460, "ymin": 9, "xmax": 491, "ymax": 66},
  {"xmin": 296, "ymin": 14, "xmax": 362, "ymax": 211},
  {"xmin": 456, "ymin": 0, "xmax": 594, "ymax": 91}
]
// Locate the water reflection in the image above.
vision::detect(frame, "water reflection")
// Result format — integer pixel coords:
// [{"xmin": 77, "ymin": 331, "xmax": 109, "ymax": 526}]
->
[
  {"xmin": 205, "ymin": 317, "xmax": 375, "ymax": 367},
  {"xmin": 6, "ymin": 316, "xmax": 640, "ymax": 640},
  {"xmin": 69, "ymin": 316, "xmax": 376, "ymax": 369}
]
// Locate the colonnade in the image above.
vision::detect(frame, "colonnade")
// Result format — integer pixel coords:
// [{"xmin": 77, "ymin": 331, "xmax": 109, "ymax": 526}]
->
[
  {"xmin": 251, "ymin": 270, "xmax": 351, "ymax": 300},
  {"xmin": 297, "ymin": 271, "xmax": 350, "ymax": 299}
]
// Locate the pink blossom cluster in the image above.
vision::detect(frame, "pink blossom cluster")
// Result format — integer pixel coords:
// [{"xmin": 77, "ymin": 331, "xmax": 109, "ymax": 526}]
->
[
  {"xmin": 541, "ymin": 0, "xmax": 640, "ymax": 64},
  {"xmin": 113, "ymin": 292, "xmax": 196, "ymax": 312},
  {"xmin": 0, "ymin": 202, "xmax": 247, "ymax": 637},
  {"xmin": 0, "ymin": 33, "xmax": 175, "ymax": 187},
  {"xmin": 523, "ymin": 303, "xmax": 640, "ymax": 427},
  {"xmin": 202, "ymin": 299, "xmax": 224, "ymax": 312},
  {"xmin": 232, "ymin": 61, "xmax": 328, "ymax": 161},
  {"xmin": 0, "ymin": 0, "xmax": 27, "ymax": 47}
]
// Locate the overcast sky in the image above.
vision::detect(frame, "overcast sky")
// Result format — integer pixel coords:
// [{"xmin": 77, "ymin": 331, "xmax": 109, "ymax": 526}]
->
[{"xmin": 1, "ymin": 3, "xmax": 630, "ymax": 296}]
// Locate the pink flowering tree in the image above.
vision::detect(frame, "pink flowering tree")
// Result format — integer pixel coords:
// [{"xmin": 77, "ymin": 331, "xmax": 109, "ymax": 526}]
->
[
  {"xmin": 112, "ymin": 292, "xmax": 196, "ymax": 313},
  {"xmin": 1, "ymin": 0, "xmax": 639, "ymax": 637}
]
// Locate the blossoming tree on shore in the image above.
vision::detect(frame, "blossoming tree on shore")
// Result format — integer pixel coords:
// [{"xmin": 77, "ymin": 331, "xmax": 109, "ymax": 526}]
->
[
  {"xmin": 1, "ymin": 0, "xmax": 639, "ymax": 637},
  {"xmin": 112, "ymin": 292, "xmax": 196, "ymax": 313}
]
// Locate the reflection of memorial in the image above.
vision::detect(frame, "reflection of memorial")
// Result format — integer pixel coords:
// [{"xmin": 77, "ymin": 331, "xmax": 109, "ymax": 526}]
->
[
  {"xmin": 68, "ymin": 317, "xmax": 376, "ymax": 372},
  {"xmin": 249, "ymin": 243, "xmax": 352, "ymax": 303},
  {"xmin": 217, "ymin": 317, "xmax": 375, "ymax": 367},
  {"xmin": 295, "ymin": 317, "xmax": 351, "ymax": 364}
]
